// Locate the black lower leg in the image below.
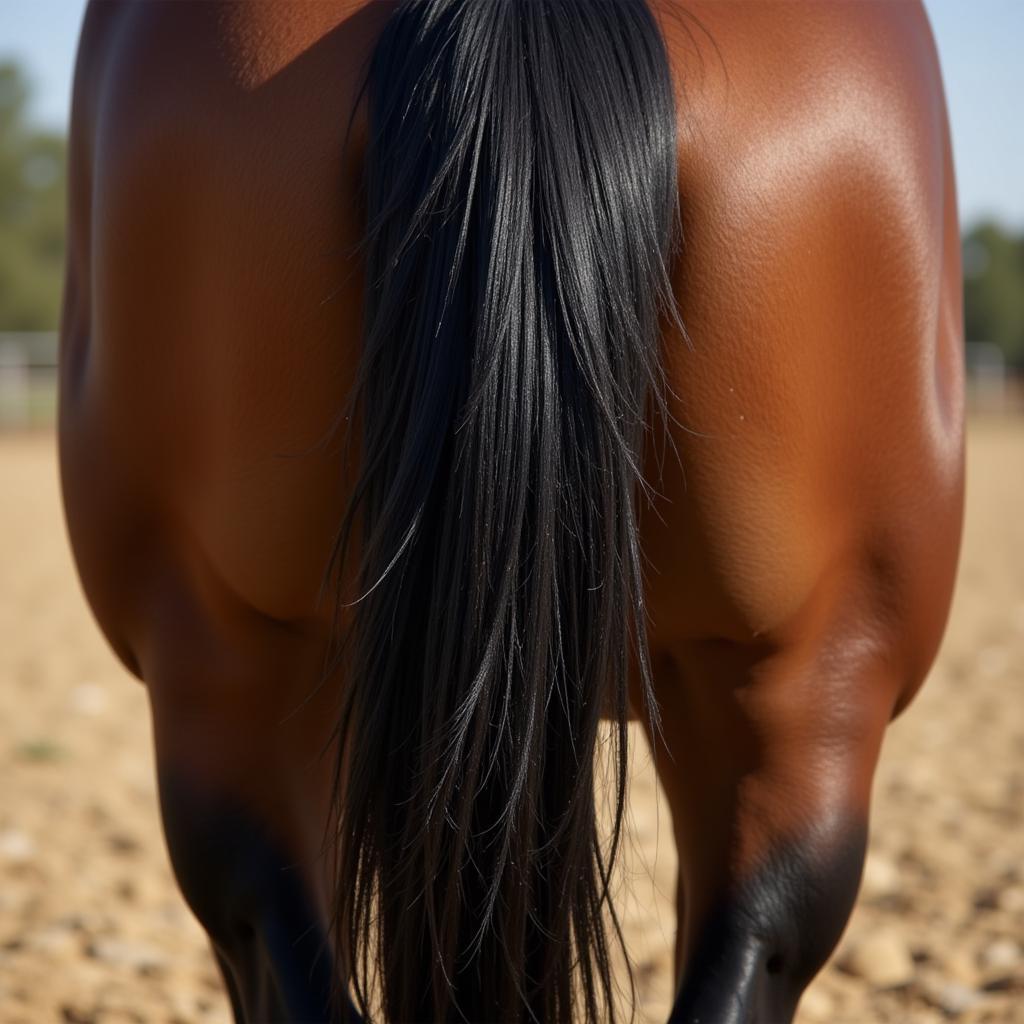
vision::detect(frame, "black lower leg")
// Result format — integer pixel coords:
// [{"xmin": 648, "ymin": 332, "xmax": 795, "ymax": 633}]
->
[{"xmin": 669, "ymin": 820, "xmax": 867, "ymax": 1024}]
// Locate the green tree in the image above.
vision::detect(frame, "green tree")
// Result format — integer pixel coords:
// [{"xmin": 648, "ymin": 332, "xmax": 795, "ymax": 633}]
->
[
  {"xmin": 962, "ymin": 221, "xmax": 1024, "ymax": 368},
  {"xmin": 0, "ymin": 60, "xmax": 67, "ymax": 331}
]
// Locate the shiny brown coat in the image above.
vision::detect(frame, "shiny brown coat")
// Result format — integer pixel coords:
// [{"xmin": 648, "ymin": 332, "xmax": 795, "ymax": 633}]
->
[{"xmin": 59, "ymin": 1, "xmax": 963, "ymax": 1020}]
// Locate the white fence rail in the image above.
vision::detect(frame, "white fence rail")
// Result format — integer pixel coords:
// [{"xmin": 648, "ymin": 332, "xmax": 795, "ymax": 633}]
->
[
  {"xmin": 0, "ymin": 334, "xmax": 1020, "ymax": 428},
  {"xmin": 0, "ymin": 332, "xmax": 58, "ymax": 429}
]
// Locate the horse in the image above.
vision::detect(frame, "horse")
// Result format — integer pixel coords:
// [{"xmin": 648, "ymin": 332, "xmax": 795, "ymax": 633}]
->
[{"xmin": 57, "ymin": 1, "xmax": 964, "ymax": 1021}]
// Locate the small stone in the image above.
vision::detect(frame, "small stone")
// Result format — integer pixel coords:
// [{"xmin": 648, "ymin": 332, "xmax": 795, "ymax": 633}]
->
[
  {"xmin": 998, "ymin": 886, "xmax": 1024, "ymax": 913},
  {"xmin": 861, "ymin": 852, "xmax": 900, "ymax": 899},
  {"xmin": 921, "ymin": 979, "xmax": 984, "ymax": 1015},
  {"xmin": 68, "ymin": 683, "xmax": 108, "ymax": 716},
  {"xmin": 86, "ymin": 938, "xmax": 167, "ymax": 973},
  {"xmin": 0, "ymin": 829, "xmax": 36, "ymax": 863},
  {"xmin": 840, "ymin": 930, "xmax": 915, "ymax": 988},
  {"xmin": 980, "ymin": 938, "xmax": 1021, "ymax": 972},
  {"xmin": 25, "ymin": 925, "xmax": 78, "ymax": 956}
]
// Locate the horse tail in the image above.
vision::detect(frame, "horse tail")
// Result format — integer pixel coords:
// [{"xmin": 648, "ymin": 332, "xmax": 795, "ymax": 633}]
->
[{"xmin": 327, "ymin": 1, "xmax": 682, "ymax": 1019}]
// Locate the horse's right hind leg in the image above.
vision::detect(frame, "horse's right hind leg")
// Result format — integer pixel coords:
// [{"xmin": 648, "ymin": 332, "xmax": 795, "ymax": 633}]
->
[
  {"xmin": 645, "ymin": 644, "xmax": 895, "ymax": 1023},
  {"xmin": 667, "ymin": 823, "xmax": 868, "ymax": 1023}
]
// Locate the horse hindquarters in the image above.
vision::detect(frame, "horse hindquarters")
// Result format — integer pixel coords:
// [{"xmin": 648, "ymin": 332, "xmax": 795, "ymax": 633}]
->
[{"xmin": 643, "ymin": 1, "xmax": 962, "ymax": 1015}]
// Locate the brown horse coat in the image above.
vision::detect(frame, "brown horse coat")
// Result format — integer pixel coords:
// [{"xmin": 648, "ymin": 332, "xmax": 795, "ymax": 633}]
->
[{"xmin": 59, "ymin": 1, "xmax": 963, "ymax": 1019}]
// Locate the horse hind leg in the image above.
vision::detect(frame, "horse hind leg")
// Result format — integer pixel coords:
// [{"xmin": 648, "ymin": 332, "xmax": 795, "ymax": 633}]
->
[
  {"xmin": 648, "ymin": 649, "xmax": 893, "ymax": 1023},
  {"xmin": 156, "ymin": 769, "xmax": 361, "ymax": 1022}
]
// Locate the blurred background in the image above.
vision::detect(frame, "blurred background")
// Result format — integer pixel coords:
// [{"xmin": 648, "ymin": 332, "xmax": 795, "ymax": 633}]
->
[{"xmin": 0, "ymin": 2, "xmax": 1021, "ymax": 1023}]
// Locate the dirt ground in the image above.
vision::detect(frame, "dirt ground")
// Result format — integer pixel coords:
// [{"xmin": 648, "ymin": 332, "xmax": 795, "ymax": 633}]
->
[{"xmin": 1, "ymin": 420, "xmax": 1021, "ymax": 1024}]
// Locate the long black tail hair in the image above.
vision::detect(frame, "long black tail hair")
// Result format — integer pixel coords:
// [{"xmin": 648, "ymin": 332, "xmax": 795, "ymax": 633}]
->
[{"xmin": 325, "ymin": 1, "xmax": 682, "ymax": 1019}]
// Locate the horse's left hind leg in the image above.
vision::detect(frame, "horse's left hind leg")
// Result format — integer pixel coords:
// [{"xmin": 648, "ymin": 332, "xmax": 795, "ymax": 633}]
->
[
  {"xmin": 648, "ymin": 646, "xmax": 894, "ymax": 1024},
  {"xmin": 154, "ymin": 765, "xmax": 368, "ymax": 1022}
]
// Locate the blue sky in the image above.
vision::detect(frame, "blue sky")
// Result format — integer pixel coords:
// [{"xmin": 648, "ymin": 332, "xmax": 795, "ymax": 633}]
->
[{"xmin": 1, "ymin": 0, "xmax": 1021, "ymax": 230}]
